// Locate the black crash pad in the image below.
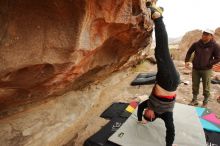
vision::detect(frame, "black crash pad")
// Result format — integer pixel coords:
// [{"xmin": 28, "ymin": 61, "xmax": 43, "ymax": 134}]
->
[
  {"xmin": 211, "ymin": 79, "xmax": 220, "ymax": 84},
  {"xmin": 100, "ymin": 102, "xmax": 129, "ymax": 120},
  {"xmin": 136, "ymin": 72, "xmax": 156, "ymax": 78},
  {"xmin": 84, "ymin": 117, "xmax": 126, "ymax": 146},
  {"xmin": 130, "ymin": 76, "xmax": 156, "ymax": 86},
  {"xmin": 204, "ymin": 129, "xmax": 220, "ymax": 146}
]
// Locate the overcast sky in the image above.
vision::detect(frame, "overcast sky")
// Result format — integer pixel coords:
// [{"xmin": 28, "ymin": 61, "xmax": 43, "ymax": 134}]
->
[{"xmin": 157, "ymin": 0, "xmax": 220, "ymax": 38}]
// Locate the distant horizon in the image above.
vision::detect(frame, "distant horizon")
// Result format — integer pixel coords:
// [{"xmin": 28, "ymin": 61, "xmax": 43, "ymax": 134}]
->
[{"xmin": 157, "ymin": 0, "xmax": 220, "ymax": 38}]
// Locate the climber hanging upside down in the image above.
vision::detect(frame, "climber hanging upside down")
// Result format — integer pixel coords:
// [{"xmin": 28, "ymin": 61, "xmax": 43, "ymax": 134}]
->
[{"xmin": 137, "ymin": 1, "xmax": 180, "ymax": 146}]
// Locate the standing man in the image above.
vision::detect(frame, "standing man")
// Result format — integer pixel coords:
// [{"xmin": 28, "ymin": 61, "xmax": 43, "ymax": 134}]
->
[{"xmin": 185, "ymin": 29, "xmax": 220, "ymax": 107}]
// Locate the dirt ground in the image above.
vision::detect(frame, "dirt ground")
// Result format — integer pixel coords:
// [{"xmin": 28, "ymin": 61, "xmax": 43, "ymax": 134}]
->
[{"xmin": 64, "ymin": 60, "xmax": 220, "ymax": 146}]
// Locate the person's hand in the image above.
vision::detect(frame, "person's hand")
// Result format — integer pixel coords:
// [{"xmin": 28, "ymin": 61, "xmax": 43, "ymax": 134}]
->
[
  {"xmin": 144, "ymin": 109, "xmax": 155, "ymax": 121},
  {"xmin": 137, "ymin": 119, "xmax": 147, "ymax": 124},
  {"xmin": 172, "ymin": 144, "xmax": 178, "ymax": 146},
  {"xmin": 185, "ymin": 62, "xmax": 191, "ymax": 69}
]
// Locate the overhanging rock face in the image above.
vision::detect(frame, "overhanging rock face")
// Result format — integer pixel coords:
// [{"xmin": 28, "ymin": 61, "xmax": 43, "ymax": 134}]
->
[{"xmin": 0, "ymin": 0, "xmax": 152, "ymax": 116}]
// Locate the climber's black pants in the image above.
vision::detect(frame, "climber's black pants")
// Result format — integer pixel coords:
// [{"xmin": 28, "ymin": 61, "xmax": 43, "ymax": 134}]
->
[{"xmin": 154, "ymin": 17, "xmax": 180, "ymax": 91}]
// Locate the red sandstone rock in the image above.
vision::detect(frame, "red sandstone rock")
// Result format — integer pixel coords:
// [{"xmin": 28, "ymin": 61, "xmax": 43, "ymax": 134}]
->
[{"xmin": 0, "ymin": 0, "xmax": 152, "ymax": 117}]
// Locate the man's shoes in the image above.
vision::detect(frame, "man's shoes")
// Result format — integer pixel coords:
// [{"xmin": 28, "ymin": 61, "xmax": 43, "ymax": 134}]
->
[
  {"xmin": 202, "ymin": 97, "xmax": 209, "ymax": 108},
  {"xmin": 145, "ymin": 0, "xmax": 164, "ymax": 19},
  {"xmin": 201, "ymin": 102, "xmax": 208, "ymax": 108},
  {"xmin": 147, "ymin": 5, "xmax": 164, "ymax": 19},
  {"xmin": 188, "ymin": 100, "xmax": 199, "ymax": 106}
]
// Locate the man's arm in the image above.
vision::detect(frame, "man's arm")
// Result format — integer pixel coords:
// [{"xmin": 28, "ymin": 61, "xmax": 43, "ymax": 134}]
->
[
  {"xmin": 209, "ymin": 44, "xmax": 220, "ymax": 65},
  {"xmin": 137, "ymin": 100, "xmax": 148, "ymax": 121},
  {"xmin": 185, "ymin": 43, "xmax": 196, "ymax": 62},
  {"xmin": 160, "ymin": 112, "xmax": 175, "ymax": 146},
  {"xmin": 185, "ymin": 43, "xmax": 196, "ymax": 68}
]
